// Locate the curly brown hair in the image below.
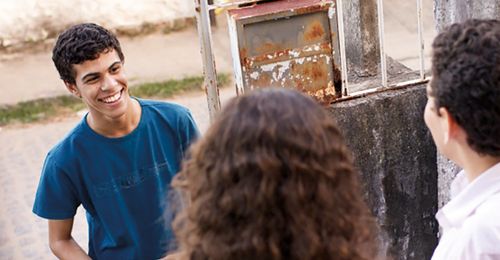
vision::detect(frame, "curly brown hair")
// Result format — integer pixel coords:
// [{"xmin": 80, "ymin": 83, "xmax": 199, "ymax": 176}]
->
[
  {"xmin": 52, "ymin": 23, "xmax": 124, "ymax": 84},
  {"xmin": 172, "ymin": 88, "xmax": 378, "ymax": 260},
  {"xmin": 430, "ymin": 19, "xmax": 500, "ymax": 156}
]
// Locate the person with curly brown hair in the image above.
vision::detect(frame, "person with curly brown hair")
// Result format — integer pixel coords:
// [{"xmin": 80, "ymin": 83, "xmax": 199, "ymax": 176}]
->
[
  {"xmin": 167, "ymin": 88, "xmax": 378, "ymax": 260},
  {"xmin": 425, "ymin": 19, "xmax": 500, "ymax": 259}
]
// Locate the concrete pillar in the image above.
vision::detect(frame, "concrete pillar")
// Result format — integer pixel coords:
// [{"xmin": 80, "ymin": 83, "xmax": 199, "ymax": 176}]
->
[
  {"xmin": 433, "ymin": 0, "xmax": 500, "ymax": 207},
  {"xmin": 330, "ymin": 84, "xmax": 438, "ymax": 259},
  {"xmin": 342, "ymin": 0, "xmax": 381, "ymax": 77},
  {"xmin": 434, "ymin": 0, "xmax": 500, "ymax": 32}
]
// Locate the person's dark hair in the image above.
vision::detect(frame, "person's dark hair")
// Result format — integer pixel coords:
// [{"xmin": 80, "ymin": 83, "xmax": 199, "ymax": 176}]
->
[
  {"xmin": 52, "ymin": 23, "xmax": 124, "ymax": 84},
  {"xmin": 430, "ymin": 19, "xmax": 500, "ymax": 156},
  {"xmin": 172, "ymin": 88, "xmax": 378, "ymax": 260}
]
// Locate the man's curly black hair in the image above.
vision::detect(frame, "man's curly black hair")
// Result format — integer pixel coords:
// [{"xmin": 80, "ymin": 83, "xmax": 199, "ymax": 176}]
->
[
  {"xmin": 430, "ymin": 19, "xmax": 500, "ymax": 156},
  {"xmin": 52, "ymin": 23, "xmax": 124, "ymax": 84}
]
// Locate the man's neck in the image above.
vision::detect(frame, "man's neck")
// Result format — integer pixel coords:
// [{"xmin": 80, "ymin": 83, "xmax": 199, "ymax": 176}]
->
[
  {"xmin": 458, "ymin": 150, "xmax": 500, "ymax": 182},
  {"xmin": 87, "ymin": 98, "xmax": 141, "ymax": 138}
]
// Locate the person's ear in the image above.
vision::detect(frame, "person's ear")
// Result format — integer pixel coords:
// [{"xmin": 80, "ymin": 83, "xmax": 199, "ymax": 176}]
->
[
  {"xmin": 64, "ymin": 81, "xmax": 81, "ymax": 98},
  {"xmin": 438, "ymin": 107, "xmax": 459, "ymax": 144}
]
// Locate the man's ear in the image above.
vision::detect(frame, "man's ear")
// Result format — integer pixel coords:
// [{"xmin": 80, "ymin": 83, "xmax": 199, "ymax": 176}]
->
[
  {"xmin": 64, "ymin": 81, "xmax": 81, "ymax": 98},
  {"xmin": 438, "ymin": 107, "xmax": 460, "ymax": 144}
]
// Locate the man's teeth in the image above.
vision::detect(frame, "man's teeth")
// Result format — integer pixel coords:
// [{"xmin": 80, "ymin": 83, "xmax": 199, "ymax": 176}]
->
[{"xmin": 102, "ymin": 91, "xmax": 121, "ymax": 103}]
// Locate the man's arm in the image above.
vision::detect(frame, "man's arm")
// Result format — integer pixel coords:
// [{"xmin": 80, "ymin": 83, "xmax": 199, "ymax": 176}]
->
[{"xmin": 48, "ymin": 218, "xmax": 90, "ymax": 260}]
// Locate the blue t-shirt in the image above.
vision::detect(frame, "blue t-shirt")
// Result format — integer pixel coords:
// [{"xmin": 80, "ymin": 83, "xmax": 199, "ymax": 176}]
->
[{"xmin": 33, "ymin": 98, "xmax": 199, "ymax": 260}]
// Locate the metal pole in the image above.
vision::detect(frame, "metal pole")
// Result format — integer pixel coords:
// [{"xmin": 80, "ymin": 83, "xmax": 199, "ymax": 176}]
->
[
  {"xmin": 195, "ymin": 0, "xmax": 221, "ymax": 122},
  {"xmin": 376, "ymin": 0, "xmax": 388, "ymax": 88},
  {"xmin": 336, "ymin": 0, "xmax": 349, "ymax": 96},
  {"xmin": 416, "ymin": 0, "xmax": 425, "ymax": 80}
]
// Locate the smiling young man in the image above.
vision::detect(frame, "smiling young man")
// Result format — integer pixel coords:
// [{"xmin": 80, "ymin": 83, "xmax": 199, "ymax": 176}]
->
[
  {"xmin": 424, "ymin": 19, "xmax": 500, "ymax": 259},
  {"xmin": 32, "ymin": 23, "xmax": 199, "ymax": 259}
]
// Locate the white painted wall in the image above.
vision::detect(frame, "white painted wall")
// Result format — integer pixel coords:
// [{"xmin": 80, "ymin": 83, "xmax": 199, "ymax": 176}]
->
[{"xmin": 0, "ymin": 0, "xmax": 195, "ymax": 48}]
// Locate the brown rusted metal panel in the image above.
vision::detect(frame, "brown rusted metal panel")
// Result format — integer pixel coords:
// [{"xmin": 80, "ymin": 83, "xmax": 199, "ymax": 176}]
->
[{"xmin": 228, "ymin": 0, "xmax": 342, "ymax": 104}]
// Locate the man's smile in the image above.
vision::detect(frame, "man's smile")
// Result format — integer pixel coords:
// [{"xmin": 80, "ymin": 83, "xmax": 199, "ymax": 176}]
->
[{"xmin": 98, "ymin": 88, "xmax": 123, "ymax": 104}]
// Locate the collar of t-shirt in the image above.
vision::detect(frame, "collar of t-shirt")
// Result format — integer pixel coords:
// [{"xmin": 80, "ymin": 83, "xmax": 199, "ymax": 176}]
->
[{"xmin": 436, "ymin": 162, "xmax": 500, "ymax": 229}]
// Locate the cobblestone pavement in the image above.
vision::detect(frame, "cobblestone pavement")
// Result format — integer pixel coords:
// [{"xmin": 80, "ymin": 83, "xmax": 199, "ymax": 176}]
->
[{"xmin": 0, "ymin": 88, "xmax": 236, "ymax": 259}]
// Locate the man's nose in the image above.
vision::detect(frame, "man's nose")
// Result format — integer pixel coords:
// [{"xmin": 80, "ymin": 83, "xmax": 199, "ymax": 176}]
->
[{"xmin": 101, "ymin": 75, "xmax": 118, "ymax": 91}]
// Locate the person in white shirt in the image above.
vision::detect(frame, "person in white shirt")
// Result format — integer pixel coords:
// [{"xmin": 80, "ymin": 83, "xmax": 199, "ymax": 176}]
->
[{"xmin": 424, "ymin": 19, "xmax": 500, "ymax": 259}]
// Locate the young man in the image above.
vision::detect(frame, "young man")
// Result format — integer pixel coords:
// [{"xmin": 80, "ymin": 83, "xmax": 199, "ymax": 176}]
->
[
  {"xmin": 424, "ymin": 19, "xmax": 500, "ymax": 259},
  {"xmin": 32, "ymin": 23, "xmax": 199, "ymax": 259}
]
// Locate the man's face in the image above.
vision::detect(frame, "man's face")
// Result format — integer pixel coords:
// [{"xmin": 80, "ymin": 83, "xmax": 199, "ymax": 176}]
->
[
  {"xmin": 424, "ymin": 82, "xmax": 448, "ymax": 156},
  {"xmin": 66, "ymin": 49, "xmax": 130, "ymax": 122}
]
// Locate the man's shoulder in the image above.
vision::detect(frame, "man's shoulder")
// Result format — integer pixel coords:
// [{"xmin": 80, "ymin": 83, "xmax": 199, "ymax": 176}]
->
[
  {"xmin": 45, "ymin": 119, "xmax": 88, "ymax": 164},
  {"xmin": 138, "ymin": 98, "xmax": 193, "ymax": 124},
  {"xmin": 139, "ymin": 98, "xmax": 190, "ymax": 114}
]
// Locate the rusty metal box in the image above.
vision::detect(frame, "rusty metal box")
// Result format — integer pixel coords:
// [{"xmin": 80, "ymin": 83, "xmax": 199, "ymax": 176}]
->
[{"xmin": 227, "ymin": 0, "xmax": 342, "ymax": 104}]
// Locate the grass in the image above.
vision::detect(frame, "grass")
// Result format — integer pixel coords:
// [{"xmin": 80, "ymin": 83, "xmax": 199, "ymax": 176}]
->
[{"xmin": 0, "ymin": 74, "xmax": 230, "ymax": 126}]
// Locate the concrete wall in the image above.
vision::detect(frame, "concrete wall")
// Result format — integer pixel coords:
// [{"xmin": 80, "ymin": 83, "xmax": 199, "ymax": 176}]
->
[
  {"xmin": 0, "ymin": 0, "xmax": 195, "ymax": 50},
  {"xmin": 330, "ymin": 84, "xmax": 438, "ymax": 259},
  {"xmin": 434, "ymin": 0, "xmax": 500, "ymax": 32}
]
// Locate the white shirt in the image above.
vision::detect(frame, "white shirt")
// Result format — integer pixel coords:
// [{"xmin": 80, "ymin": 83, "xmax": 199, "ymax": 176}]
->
[{"xmin": 432, "ymin": 162, "xmax": 500, "ymax": 260}]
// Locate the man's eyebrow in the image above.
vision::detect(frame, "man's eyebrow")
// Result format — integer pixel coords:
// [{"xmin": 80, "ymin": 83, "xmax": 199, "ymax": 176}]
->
[
  {"xmin": 81, "ymin": 61, "xmax": 121, "ymax": 82},
  {"xmin": 109, "ymin": 61, "xmax": 121, "ymax": 69},
  {"xmin": 81, "ymin": 72, "xmax": 100, "ymax": 82}
]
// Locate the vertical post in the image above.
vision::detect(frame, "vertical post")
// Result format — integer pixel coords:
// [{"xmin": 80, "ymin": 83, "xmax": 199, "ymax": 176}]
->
[
  {"xmin": 194, "ymin": 0, "xmax": 221, "ymax": 122},
  {"xmin": 376, "ymin": 0, "xmax": 387, "ymax": 88},
  {"xmin": 208, "ymin": 0, "xmax": 217, "ymax": 27},
  {"xmin": 336, "ymin": 0, "xmax": 349, "ymax": 95},
  {"xmin": 416, "ymin": 0, "xmax": 425, "ymax": 80},
  {"xmin": 342, "ymin": 0, "xmax": 381, "ymax": 78}
]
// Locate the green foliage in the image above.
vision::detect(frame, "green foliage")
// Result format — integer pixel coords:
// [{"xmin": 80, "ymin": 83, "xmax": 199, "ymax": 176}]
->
[
  {"xmin": 0, "ymin": 74, "xmax": 231, "ymax": 126},
  {"xmin": 0, "ymin": 96, "xmax": 84, "ymax": 126},
  {"xmin": 130, "ymin": 74, "xmax": 230, "ymax": 98}
]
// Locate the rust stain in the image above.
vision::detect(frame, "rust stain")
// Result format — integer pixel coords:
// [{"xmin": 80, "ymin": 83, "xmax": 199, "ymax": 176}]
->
[
  {"xmin": 305, "ymin": 21, "xmax": 325, "ymax": 42},
  {"xmin": 290, "ymin": 56, "xmax": 339, "ymax": 104},
  {"xmin": 249, "ymin": 72, "xmax": 272, "ymax": 89},
  {"xmin": 291, "ymin": 59, "xmax": 329, "ymax": 92},
  {"xmin": 228, "ymin": 0, "xmax": 330, "ymax": 20},
  {"xmin": 240, "ymin": 48, "xmax": 248, "ymax": 59},
  {"xmin": 251, "ymin": 48, "xmax": 291, "ymax": 64},
  {"xmin": 255, "ymin": 42, "xmax": 284, "ymax": 55},
  {"xmin": 311, "ymin": 65, "xmax": 325, "ymax": 81},
  {"xmin": 245, "ymin": 44, "xmax": 332, "ymax": 69},
  {"xmin": 304, "ymin": 21, "xmax": 326, "ymax": 43},
  {"xmin": 293, "ymin": 5, "xmax": 328, "ymax": 15},
  {"xmin": 240, "ymin": 48, "xmax": 249, "ymax": 67}
]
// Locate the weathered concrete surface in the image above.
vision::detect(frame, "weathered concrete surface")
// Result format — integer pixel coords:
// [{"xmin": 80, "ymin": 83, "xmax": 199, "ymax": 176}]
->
[
  {"xmin": 330, "ymin": 84, "xmax": 438, "ymax": 260},
  {"xmin": 434, "ymin": 0, "xmax": 500, "ymax": 32},
  {"xmin": 0, "ymin": 0, "xmax": 195, "ymax": 51},
  {"xmin": 342, "ymin": 0, "xmax": 381, "ymax": 77},
  {"xmin": 437, "ymin": 154, "xmax": 461, "ymax": 208}
]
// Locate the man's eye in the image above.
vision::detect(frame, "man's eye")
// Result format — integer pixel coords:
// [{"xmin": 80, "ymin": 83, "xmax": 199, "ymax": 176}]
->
[
  {"xmin": 85, "ymin": 77, "xmax": 99, "ymax": 84},
  {"xmin": 111, "ymin": 66, "xmax": 121, "ymax": 73}
]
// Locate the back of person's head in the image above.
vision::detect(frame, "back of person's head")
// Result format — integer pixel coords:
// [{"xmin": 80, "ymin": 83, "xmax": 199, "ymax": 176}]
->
[
  {"xmin": 172, "ymin": 88, "xmax": 377, "ymax": 260},
  {"xmin": 430, "ymin": 19, "xmax": 500, "ymax": 156},
  {"xmin": 52, "ymin": 23, "xmax": 124, "ymax": 85}
]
